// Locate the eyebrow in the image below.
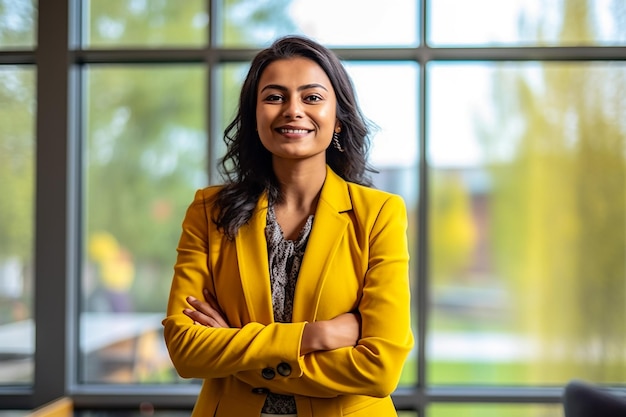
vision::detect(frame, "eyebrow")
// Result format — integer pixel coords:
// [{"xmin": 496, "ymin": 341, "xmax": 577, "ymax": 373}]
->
[{"xmin": 260, "ymin": 83, "xmax": 329, "ymax": 93}]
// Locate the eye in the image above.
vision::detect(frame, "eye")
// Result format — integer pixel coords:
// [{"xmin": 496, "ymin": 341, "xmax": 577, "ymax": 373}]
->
[
  {"xmin": 304, "ymin": 94, "xmax": 323, "ymax": 103},
  {"xmin": 264, "ymin": 94, "xmax": 283, "ymax": 102}
]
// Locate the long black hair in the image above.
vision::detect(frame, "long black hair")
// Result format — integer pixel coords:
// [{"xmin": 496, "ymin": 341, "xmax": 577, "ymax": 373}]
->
[{"xmin": 213, "ymin": 35, "xmax": 375, "ymax": 239}]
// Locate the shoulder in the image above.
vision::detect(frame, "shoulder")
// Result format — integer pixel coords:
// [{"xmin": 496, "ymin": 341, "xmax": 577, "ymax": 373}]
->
[
  {"xmin": 346, "ymin": 182, "xmax": 406, "ymax": 210},
  {"xmin": 182, "ymin": 186, "xmax": 225, "ymax": 221},
  {"xmin": 342, "ymin": 182, "xmax": 408, "ymax": 229},
  {"xmin": 323, "ymin": 166, "xmax": 406, "ymax": 213},
  {"xmin": 189, "ymin": 185, "xmax": 223, "ymax": 205},
  {"xmin": 345, "ymin": 183, "xmax": 409, "ymax": 242}
]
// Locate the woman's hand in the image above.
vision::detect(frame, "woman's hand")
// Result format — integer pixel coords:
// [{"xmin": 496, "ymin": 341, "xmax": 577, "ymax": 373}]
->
[
  {"xmin": 300, "ymin": 311, "xmax": 361, "ymax": 355},
  {"xmin": 183, "ymin": 289, "xmax": 230, "ymax": 328}
]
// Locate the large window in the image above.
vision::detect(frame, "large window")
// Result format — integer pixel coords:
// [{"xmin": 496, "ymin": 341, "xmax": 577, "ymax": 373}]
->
[{"xmin": 0, "ymin": 0, "xmax": 625, "ymax": 415}]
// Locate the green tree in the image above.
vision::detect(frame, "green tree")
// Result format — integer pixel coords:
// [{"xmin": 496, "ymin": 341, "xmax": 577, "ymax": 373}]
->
[{"xmin": 0, "ymin": 69, "xmax": 34, "ymax": 261}]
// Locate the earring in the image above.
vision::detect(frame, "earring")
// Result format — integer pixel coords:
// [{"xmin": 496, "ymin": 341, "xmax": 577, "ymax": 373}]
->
[{"xmin": 332, "ymin": 130, "xmax": 345, "ymax": 152}]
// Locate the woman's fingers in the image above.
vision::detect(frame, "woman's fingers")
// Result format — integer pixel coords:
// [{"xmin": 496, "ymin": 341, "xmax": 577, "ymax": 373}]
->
[
  {"xmin": 184, "ymin": 295, "xmax": 229, "ymax": 328},
  {"xmin": 183, "ymin": 308, "xmax": 224, "ymax": 328},
  {"xmin": 201, "ymin": 289, "xmax": 230, "ymax": 327}
]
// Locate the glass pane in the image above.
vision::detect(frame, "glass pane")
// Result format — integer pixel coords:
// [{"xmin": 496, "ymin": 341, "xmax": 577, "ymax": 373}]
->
[
  {"xmin": 430, "ymin": 403, "xmax": 562, "ymax": 417},
  {"xmin": 218, "ymin": 0, "xmax": 418, "ymax": 47},
  {"xmin": 427, "ymin": 61, "xmax": 626, "ymax": 385},
  {"xmin": 428, "ymin": 0, "xmax": 626, "ymax": 46},
  {"xmin": 0, "ymin": 66, "xmax": 35, "ymax": 385},
  {"xmin": 0, "ymin": 0, "xmax": 36, "ymax": 49},
  {"xmin": 82, "ymin": 65, "xmax": 206, "ymax": 383},
  {"xmin": 85, "ymin": 0, "xmax": 207, "ymax": 48}
]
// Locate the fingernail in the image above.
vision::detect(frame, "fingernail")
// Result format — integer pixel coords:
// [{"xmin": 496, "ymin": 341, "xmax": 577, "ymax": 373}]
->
[
  {"xmin": 183, "ymin": 309, "xmax": 191, "ymax": 314},
  {"xmin": 187, "ymin": 296, "xmax": 196, "ymax": 302}
]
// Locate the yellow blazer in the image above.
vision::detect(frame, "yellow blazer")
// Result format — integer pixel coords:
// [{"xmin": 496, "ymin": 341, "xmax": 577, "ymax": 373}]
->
[{"xmin": 163, "ymin": 166, "xmax": 414, "ymax": 417}]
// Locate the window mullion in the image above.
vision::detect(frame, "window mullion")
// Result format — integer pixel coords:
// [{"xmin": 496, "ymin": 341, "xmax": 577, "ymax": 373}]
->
[{"xmin": 33, "ymin": 0, "xmax": 71, "ymax": 408}]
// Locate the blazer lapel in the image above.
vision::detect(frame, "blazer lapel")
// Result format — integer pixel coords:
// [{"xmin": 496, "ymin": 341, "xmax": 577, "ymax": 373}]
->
[
  {"xmin": 292, "ymin": 167, "xmax": 352, "ymax": 322},
  {"xmin": 235, "ymin": 193, "xmax": 274, "ymax": 324}
]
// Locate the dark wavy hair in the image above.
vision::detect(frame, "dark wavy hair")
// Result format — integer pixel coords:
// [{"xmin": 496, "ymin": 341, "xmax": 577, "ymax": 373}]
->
[{"xmin": 213, "ymin": 35, "xmax": 375, "ymax": 239}]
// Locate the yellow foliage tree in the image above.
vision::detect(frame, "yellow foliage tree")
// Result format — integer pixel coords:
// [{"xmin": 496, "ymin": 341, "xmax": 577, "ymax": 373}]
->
[{"xmin": 483, "ymin": 0, "xmax": 626, "ymax": 383}]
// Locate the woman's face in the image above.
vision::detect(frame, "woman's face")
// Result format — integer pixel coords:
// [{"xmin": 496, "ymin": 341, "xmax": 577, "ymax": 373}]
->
[{"xmin": 256, "ymin": 57, "xmax": 339, "ymax": 166}]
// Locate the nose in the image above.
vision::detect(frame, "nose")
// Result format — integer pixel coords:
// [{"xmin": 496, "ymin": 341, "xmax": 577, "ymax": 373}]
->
[{"xmin": 283, "ymin": 99, "xmax": 303, "ymax": 119}]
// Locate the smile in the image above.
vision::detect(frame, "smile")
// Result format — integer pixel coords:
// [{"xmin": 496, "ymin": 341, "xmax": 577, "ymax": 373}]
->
[{"xmin": 277, "ymin": 128, "xmax": 311, "ymax": 134}]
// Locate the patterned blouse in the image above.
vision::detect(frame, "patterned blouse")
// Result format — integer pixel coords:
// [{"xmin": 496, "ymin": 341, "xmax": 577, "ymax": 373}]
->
[{"xmin": 261, "ymin": 204, "xmax": 314, "ymax": 415}]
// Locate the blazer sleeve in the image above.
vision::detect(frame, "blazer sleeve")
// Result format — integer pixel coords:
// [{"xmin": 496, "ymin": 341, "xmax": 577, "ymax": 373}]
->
[
  {"xmin": 162, "ymin": 189, "xmax": 307, "ymax": 380},
  {"xmin": 235, "ymin": 194, "xmax": 414, "ymax": 398}
]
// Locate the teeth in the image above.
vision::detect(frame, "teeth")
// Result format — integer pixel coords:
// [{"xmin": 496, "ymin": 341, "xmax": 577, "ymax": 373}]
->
[{"xmin": 280, "ymin": 128, "xmax": 308, "ymax": 134}]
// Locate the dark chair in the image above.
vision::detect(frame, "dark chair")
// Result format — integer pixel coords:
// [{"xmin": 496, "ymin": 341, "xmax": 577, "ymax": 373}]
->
[{"xmin": 563, "ymin": 380, "xmax": 626, "ymax": 417}]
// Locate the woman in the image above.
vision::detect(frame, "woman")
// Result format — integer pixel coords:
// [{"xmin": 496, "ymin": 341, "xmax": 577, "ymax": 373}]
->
[{"xmin": 162, "ymin": 35, "xmax": 414, "ymax": 417}]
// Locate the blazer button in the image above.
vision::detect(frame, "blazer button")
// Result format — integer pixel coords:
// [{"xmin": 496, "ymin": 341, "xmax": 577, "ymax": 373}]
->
[
  {"xmin": 251, "ymin": 387, "xmax": 269, "ymax": 395},
  {"xmin": 277, "ymin": 362, "xmax": 291, "ymax": 377},
  {"xmin": 261, "ymin": 367, "xmax": 276, "ymax": 380}
]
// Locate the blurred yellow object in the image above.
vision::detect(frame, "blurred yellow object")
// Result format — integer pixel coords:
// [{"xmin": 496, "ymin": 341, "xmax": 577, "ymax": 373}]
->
[
  {"xmin": 88, "ymin": 232, "xmax": 120, "ymax": 263},
  {"xmin": 88, "ymin": 232, "xmax": 134, "ymax": 291},
  {"xmin": 101, "ymin": 248, "xmax": 135, "ymax": 291}
]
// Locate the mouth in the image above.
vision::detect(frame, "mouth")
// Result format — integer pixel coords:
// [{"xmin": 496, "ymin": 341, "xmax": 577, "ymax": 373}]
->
[{"xmin": 276, "ymin": 128, "xmax": 312, "ymax": 134}]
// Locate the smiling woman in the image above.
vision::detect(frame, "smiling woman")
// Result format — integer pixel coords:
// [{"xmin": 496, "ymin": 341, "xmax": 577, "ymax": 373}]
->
[{"xmin": 162, "ymin": 35, "xmax": 414, "ymax": 417}]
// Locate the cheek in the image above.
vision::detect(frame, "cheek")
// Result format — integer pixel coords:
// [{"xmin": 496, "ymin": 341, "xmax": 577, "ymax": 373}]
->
[
  {"xmin": 317, "ymin": 104, "xmax": 337, "ymax": 126},
  {"xmin": 254, "ymin": 112, "xmax": 271, "ymax": 146},
  {"xmin": 319, "ymin": 110, "xmax": 337, "ymax": 135},
  {"xmin": 256, "ymin": 122, "xmax": 273, "ymax": 142},
  {"xmin": 318, "ymin": 105, "xmax": 335, "ymax": 119},
  {"xmin": 256, "ymin": 107, "xmax": 274, "ymax": 131}
]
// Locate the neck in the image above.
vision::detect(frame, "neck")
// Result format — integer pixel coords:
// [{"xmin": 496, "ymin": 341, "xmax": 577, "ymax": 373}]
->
[{"xmin": 272, "ymin": 161, "xmax": 326, "ymax": 213}]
